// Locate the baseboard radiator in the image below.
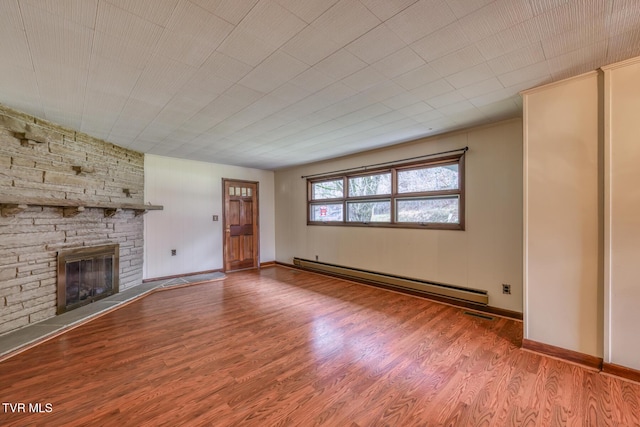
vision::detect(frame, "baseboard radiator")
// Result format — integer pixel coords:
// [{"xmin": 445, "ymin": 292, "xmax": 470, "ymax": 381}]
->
[{"xmin": 293, "ymin": 258, "xmax": 488, "ymax": 305}]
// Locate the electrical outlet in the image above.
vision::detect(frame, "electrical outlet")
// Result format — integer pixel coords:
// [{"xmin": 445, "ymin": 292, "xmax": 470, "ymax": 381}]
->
[
  {"xmin": 213, "ymin": 215, "xmax": 218, "ymax": 221},
  {"xmin": 171, "ymin": 249, "xmax": 177, "ymax": 256},
  {"xmin": 315, "ymin": 255, "xmax": 319, "ymax": 261},
  {"xmin": 502, "ymin": 284, "xmax": 511, "ymax": 294}
]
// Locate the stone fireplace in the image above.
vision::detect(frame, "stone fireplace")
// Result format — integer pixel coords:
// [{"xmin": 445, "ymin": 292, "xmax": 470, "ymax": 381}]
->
[
  {"xmin": 57, "ymin": 244, "xmax": 120, "ymax": 314},
  {"xmin": 0, "ymin": 105, "xmax": 160, "ymax": 335}
]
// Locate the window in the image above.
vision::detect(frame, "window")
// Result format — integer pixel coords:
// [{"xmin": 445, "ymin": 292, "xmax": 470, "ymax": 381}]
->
[{"xmin": 307, "ymin": 153, "xmax": 464, "ymax": 230}]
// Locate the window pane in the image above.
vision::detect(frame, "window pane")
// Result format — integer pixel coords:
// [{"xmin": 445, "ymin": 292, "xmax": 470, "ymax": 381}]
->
[
  {"xmin": 312, "ymin": 179, "xmax": 343, "ymax": 200},
  {"xmin": 348, "ymin": 173, "xmax": 391, "ymax": 197},
  {"xmin": 397, "ymin": 164, "xmax": 458, "ymax": 193},
  {"xmin": 310, "ymin": 203, "xmax": 343, "ymax": 221},
  {"xmin": 396, "ymin": 197, "xmax": 459, "ymax": 223},
  {"xmin": 347, "ymin": 200, "xmax": 391, "ymax": 222}
]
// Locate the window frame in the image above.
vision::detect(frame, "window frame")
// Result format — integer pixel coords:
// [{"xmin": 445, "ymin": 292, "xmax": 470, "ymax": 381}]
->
[{"xmin": 307, "ymin": 153, "xmax": 465, "ymax": 230}]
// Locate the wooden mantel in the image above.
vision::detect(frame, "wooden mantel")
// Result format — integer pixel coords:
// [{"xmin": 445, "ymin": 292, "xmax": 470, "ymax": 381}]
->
[{"xmin": 0, "ymin": 197, "xmax": 163, "ymax": 218}]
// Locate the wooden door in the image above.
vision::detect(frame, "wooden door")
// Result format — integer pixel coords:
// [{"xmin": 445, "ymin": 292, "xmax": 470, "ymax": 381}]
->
[{"xmin": 223, "ymin": 179, "xmax": 259, "ymax": 272}]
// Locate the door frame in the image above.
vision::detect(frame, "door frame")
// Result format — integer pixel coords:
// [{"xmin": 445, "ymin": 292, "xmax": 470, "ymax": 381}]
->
[{"xmin": 222, "ymin": 178, "xmax": 260, "ymax": 272}]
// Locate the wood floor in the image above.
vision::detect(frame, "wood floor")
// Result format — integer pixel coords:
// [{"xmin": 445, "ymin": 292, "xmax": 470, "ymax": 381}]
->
[{"xmin": 1, "ymin": 267, "xmax": 639, "ymax": 426}]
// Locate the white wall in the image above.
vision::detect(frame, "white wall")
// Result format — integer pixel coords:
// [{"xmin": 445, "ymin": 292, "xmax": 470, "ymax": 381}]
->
[
  {"xmin": 522, "ymin": 72, "xmax": 602, "ymax": 357},
  {"xmin": 144, "ymin": 154, "xmax": 275, "ymax": 279},
  {"xmin": 603, "ymin": 57, "xmax": 640, "ymax": 370},
  {"xmin": 274, "ymin": 119, "xmax": 523, "ymax": 313}
]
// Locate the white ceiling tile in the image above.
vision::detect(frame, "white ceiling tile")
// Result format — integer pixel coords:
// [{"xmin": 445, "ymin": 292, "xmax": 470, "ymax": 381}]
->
[
  {"xmin": 1, "ymin": 0, "xmax": 23, "ymax": 30},
  {"xmin": 104, "ymin": 0, "xmax": 177, "ymax": 26},
  {"xmin": 359, "ymin": 81, "xmax": 405, "ymax": 102},
  {"xmin": 22, "ymin": 3, "xmax": 94, "ymax": 69},
  {"xmin": 541, "ymin": 18, "xmax": 608, "ymax": 59},
  {"xmin": 546, "ymin": 40, "xmax": 607, "ymax": 80},
  {"xmin": 313, "ymin": 82, "xmax": 358, "ymax": 105},
  {"xmin": 238, "ymin": 0, "xmax": 307, "ymax": 48},
  {"xmin": 410, "ymin": 78, "xmax": 456, "ymax": 100},
  {"xmin": 359, "ymin": 0, "xmax": 420, "ymax": 21},
  {"xmin": 223, "ymin": 84, "xmax": 265, "ymax": 106},
  {"xmin": 467, "ymin": 78, "xmax": 547, "ymax": 107},
  {"xmin": 445, "ymin": 63, "xmax": 495, "ymax": 89},
  {"xmin": 269, "ymin": 83, "xmax": 312, "ymax": 104},
  {"xmin": 1, "ymin": 0, "xmax": 638, "ymax": 170},
  {"xmin": 458, "ymin": 77, "xmax": 504, "ymax": 99},
  {"xmin": 341, "ymin": 67, "xmax": 387, "ymax": 91},
  {"xmin": 444, "ymin": 0, "xmax": 493, "ymax": 18},
  {"xmin": 474, "ymin": 17, "xmax": 541, "ymax": 60},
  {"xmin": 429, "ymin": 45, "xmax": 485, "ymax": 76},
  {"xmin": 312, "ymin": 0, "xmax": 381, "ymax": 46},
  {"xmin": 290, "ymin": 67, "xmax": 335, "ymax": 93},
  {"xmin": 373, "ymin": 110, "xmax": 411, "ymax": 124},
  {"xmin": 426, "ymin": 90, "xmax": 466, "ymax": 108},
  {"xmin": 386, "ymin": 0, "xmax": 457, "ymax": 44},
  {"xmin": 155, "ymin": 0, "xmax": 234, "ymax": 67},
  {"xmin": 183, "ymin": 70, "xmax": 234, "ymax": 97},
  {"xmin": 130, "ymin": 54, "xmax": 197, "ymax": 106},
  {"xmin": 196, "ymin": 52, "xmax": 253, "ymax": 83},
  {"xmin": 459, "ymin": 0, "xmax": 533, "ymax": 41},
  {"xmin": 397, "ymin": 102, "xmax": 433, "ymax": 116},
  {"xmin": 382, "ymin": 92, "xmax": 422, "ymax": 109},
  {"xmin": 487, "ymin": 42, "xmax": 546, "ymax": 74},
  {"xmin": 216, "ymin": 29, "xmax": 277, "ymax": 66},
  {"xmin": 153, "ymin": 91, "xmax": 211, "ymax": 125},
  {"xmin": 273, "ymin": 0, "xmax": 339, "ymax": 23},
  {"xmin": 372, "ymin": 47, "xmax": 425, "ymax": 78},
  {"xmin": 190, "ymin": 0, "xmax": 259, "ymax": 25},
  {"xmin": 0, "ymin": 16, "xmax": 32, "ymax": 70},
  {"xmin": 281, "ymin": 25, "xmax": 341, "ymax": 65},
  {"xmin": 439, "ymin": 100, "xmax": 480, "ymax": 116},
  {"xmin": 22, "ymin": 0, "xmax": 98, "ymax": 28},
  {"xmin": 606, "ymin": 27, "xmax": 640, "ymax": 64},
  {"xmin": 92, "ymin": 31, "xmax": 154, "ymax": 70},
  {"xmin": 498, "ymin": 60, "xmax": 550, "ymax": 87},
  {"xmin": 95, "ymin": 1, "xmax": 163, "ymax": 49},
  {"xmin": 338, "ymin": 104, "xmax": 391, "ymax": 125},
  {"xmin": 528, "ymin": 0, "xmax": 570, "ymax": 16},
  {"xmin": 411, "ymin": 22, "xmax": 471, "ymax": 62},
  {"xmin": 607, "ymin": 0, "xmax": 640, "ymax": 36},
  {"xmin": 185, "ymin": 95, "xmax": 242, "ymax": 131},
  {"xmin": 87, "ymin": 54, "xmax": 141, "ymax": 98},
  {"xmin": 114, "ymin": 98, "xmax": 163, "ymax": 125},
  {"xmin": 314, "ymin": 49, "xmax": 367, "ymax": 80},
  {"xmin": 239, "ymin": 51, "xmax": 308, "ymax": 93},
  {"xmin": 393, "ymin": 64, "xmax": 441, "ymax": 90},
  {"xmin": 476, "ymin": 98, "xmax": 521, "ymax": 119},
  {"xmin": 345, "ymin": 24, "xmax": 406, "ymax": 64},
  {"xmin": 534, "ymin": 0, "xmax": 610, "ymax": 37},
  {"xmin": 0, "ymin": 63, "xmax": 41, "ymax": 113},
  {"xmin": 81, "ymin": 90, "xmax": 127, "ymax": 122}
]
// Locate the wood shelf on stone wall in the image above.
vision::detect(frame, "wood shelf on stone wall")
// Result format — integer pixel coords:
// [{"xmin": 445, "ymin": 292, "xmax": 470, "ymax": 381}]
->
[{"xmin": 0, "ymin": 197, "xmax": 163, "ymax": 218}]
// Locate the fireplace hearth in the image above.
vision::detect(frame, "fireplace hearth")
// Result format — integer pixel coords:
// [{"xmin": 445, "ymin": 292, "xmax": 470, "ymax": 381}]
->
[{"xmin": 57, "ymin": 245, "xmax": 120, "ymax": 314}]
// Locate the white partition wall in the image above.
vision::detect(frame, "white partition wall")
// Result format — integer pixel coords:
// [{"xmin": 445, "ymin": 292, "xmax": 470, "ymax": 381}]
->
[
  {"xmin": 275, "ymin": 120, "xmax": 524, "ymax": 313},
  {"xmin": 522, "ymin": 72, "xmax": 602, "ymax": 358},
  {"xmin": 144, "ymin": 155, "xmax": 275, "ymax": 279},
  {"xmin": 602, "ymin": 58, "xmax": 640, "ymax": 371}
]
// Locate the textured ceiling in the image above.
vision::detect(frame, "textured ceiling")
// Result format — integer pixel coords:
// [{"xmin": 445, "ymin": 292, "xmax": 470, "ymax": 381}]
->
[{"xmin": 1, "ymin": 0, "xmax": 639, "ymax": 169}]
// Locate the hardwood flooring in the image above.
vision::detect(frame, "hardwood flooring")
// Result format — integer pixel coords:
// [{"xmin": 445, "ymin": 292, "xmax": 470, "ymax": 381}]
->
[{"xmin": 1, "ymin": 266, "xmax": 639, "ymax": 426}]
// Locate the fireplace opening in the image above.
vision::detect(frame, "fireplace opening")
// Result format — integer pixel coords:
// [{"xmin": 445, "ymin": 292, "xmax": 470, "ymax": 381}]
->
[{"xmin": 57, "ymin": 244, "xmax": 119, "ymax": 314}]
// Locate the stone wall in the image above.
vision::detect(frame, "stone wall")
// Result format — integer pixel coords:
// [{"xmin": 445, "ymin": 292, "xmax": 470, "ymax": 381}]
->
[{"xmin": 0, "ymin": 105, "xmax": 146, "ymax": 335}]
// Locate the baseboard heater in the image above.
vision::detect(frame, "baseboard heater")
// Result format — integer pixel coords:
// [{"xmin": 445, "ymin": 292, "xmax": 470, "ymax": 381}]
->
[{"xmin": 293, "ymin": 258, "xmax": 488, "ymax": 305}]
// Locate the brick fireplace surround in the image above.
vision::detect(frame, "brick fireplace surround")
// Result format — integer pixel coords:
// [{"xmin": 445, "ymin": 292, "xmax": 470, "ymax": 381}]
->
[{"xmin": 0, "ymin": 105, "xmax": 148, "ymax": 335}]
